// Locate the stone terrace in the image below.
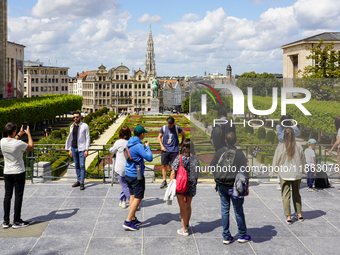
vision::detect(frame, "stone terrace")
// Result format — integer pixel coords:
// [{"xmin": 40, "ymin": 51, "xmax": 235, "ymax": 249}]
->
[{"xmin": 0, "ymin": 182, "xmax": 340, "ymax": 255}]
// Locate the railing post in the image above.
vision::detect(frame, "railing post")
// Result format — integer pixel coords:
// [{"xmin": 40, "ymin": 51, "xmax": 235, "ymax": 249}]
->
[
  {"xmin": 103, "ymin": 146, "xmax": 105, "ymax": 184},
  {"xmin": 30, "ymin": 150, "xmax": 34, "ymax": 184}
]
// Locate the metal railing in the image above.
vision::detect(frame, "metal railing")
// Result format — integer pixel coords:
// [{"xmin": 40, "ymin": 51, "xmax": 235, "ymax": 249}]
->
[{"xmin": 0, "ymin": 143, "xmax": 339, "ymax": 183}]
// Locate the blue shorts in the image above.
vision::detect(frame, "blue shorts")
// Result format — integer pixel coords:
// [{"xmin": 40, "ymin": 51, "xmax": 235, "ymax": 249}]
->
[
  {"xmin": 125, "ymin": 175, "xmax": 145, "ymax": 199},
  {"xmin": 161, "ymin": 151, "xmax": 178, "ymax": 166}
]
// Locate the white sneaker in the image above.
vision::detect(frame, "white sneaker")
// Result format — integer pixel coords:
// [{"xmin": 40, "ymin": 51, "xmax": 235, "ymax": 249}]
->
[
  {"xmin": 177, "ymin": 228, "xmax": 189, "ymax": 236},
  {"xmin": 119, "ymin": 200, "xmax": 122, "ymax": 207},
  {"xmin": 121, "ymin": 201, "xmax": 127, "ymax": 209},
  {"xmin": 277, "ymin": 185, "xmax": 281, "ymax": 190}
]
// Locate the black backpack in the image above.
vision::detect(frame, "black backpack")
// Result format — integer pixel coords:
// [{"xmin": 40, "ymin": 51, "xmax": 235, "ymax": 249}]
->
[
  {"xmin": 315, "ymin": 171, "xmax": 330, "ymax": 188},
  {"xmin": 214, "ymin": 147, "xmax": 237, "ymax": 186},
  {"xmin": 211, "ymin": 124, "xmax": 226, "ymax": 149}
]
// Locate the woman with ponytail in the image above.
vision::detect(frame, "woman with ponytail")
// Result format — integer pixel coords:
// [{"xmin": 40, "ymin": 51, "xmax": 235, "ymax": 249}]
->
[{"xmin": 272, "ymin": 127, "xmax": 305, "ymax": 225}]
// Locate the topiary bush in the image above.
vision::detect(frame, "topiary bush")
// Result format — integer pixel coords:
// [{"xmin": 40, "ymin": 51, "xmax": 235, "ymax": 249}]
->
[
  {"xmin": 59, "ymin": 129, "xmax": 67, "ymax": 137},
  {"xmin": 257, "ymin": 127, "xmax": 266, "ymax": 140},
  {"xmin": 244, "ymin": 125, "xmax": 254, "ymax": 134},
  {"xmin": 274, "ymin": 134, "xmax": 279, "ymax": 144},
  {"xmin": 265, "ymin": 130, "xmax": 276, "ymax": 144},
  {"xmin": 50, "ymin": 130, "xmax": 62, "ymax": 139}
]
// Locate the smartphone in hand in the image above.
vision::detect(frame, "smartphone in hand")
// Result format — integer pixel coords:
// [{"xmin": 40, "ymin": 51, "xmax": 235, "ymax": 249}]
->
[{"xmin": 23, "ymin": 122, "xmax": 28, "ymax": 130}]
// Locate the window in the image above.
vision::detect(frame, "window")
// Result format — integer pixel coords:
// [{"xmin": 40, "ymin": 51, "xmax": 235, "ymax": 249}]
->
[
  {"xmin": 52, "ymin": 78, "xmax": 55, "ymax": 83},
  {"xmin": 138, "ymin": 91, "xmax": 141, "ymax": 96},
  {"xmin": 134, "ymin": 99, "xmax": 137, "ymax": 103},
  {"xmin": 56, "ymin": 78, "xmax": 58, "ymax": 83},
  {"xmin": 116, "ymin": 75, "xmax": 119, "ymax": 80},
  {"xmin": 116, "ymin": 84, "xmax": 119, "ymax": 89},
  {"xmin": 99, "ymin": 84, "xmax": 102, "ymax": 89},
  {"xmin": 99, "ymin": 99, "xmax": 102, "ymax": 105},
  {"xmin": 142, "ymin": 92, "xmax": 145, "ymax": 96},
  {"xmin": 107, "ymin": 99, "xmax": 110, "ymax": 104},
  {"xmin": 95, "ymin": 100, "xmax": 98, "ymax": 105},
  {"xmin": 148, "ymin": 99, "xmax": 150, "ymax": 103},
  {"xmin": 48, "ymin": 78, "xmax": 51, "ymax": 83},
  {"xmin": 112, "ymin": 92, "xmax": 115, "ymax": 96},
  {"xmin": 99, "ymin": 92, "xmax": 102, "ymax": 97},
  {"xmin": 107, "ymin": 84, "xmax": 110, "ymax": 89},
  {"xmin": 48, "ymin": 87, "xmax": 51, "ymax": 91},
  {"xmin": 129, "ymin": 100, "xmax": 132, "ymax": 104},
  {"xmin": 129, "ymin": 84, "xmax": 132, "ymax": 89},
  {"xmin": 36, "ymin": 78, "xmax": 39, "ymax": 83},
  {"xmin": 56, "ymin": 86, "xmax": 59, "ymax": 91},
  {"xmin": 125, "ymin": 100, "xmax": 128, "ymax": 104},
  {"xmin": 134, "ymin": 84, "xmax": 137, "ymax": 89},
  {"xmin": 24, "ymin": 70, "xmax": 27, "ymax": 74},
  {"xmin": 138, "ymin": 99, "xmax": 141, "ymax": 104},
  {"xmin": 64, "ymin": 71, "xmax": 66, "ymax": 75},
  {"xmin": 60, "ymin": 71, "xmax": 63, "ymax": 75},
  {"xmin": 138, "ymin": 84, "xmax": 141, "ymax": 89},
  {"xmin": 138, "ymin": 75, "xmax": 141, "ymax": 80},
  {"xmin": 45, "ymin": 78, "xmax": 47, "ymax": 83},
  {"xmin": 41, "ymin": 78, "xmax": 43, "ymax": 83},
  {"xmin": 112, "ymin": 84, "xmax": 115, "ymax": 89},
  {"xmin": 120, "ymin": 84, "xmax": 123, "ymax": 89},
  {"xmin": 148, "ymin": 84, "xmax": 150, "ymax": 89},
  {"xmin": 95, "ymin": 92, "xmax": 98, "ymax": 97},
  {"xmin": 125, "ymin": 75, "xmax": 128, "ymax": 80},
  {"xmin": 61, "ymin": 79, "xmax": 64, "ymax": 83},
  {"xmin": 120, "ymin": 91, "xmax": 123, "ymax": 97},
  {"xmin": 62, "ymin": 86, "xmax": 64, "ymax": 91},
  {"xmin": 103, "ymin": 92, "xmax": 106, "ymax": 97},
  {"xmin": 134, "ymin": 91, "xmax": 137, "ymax": 96},
  {"xmin": 31, "ymin": 87, "xmax": 34, "ymax": 92},
  {"xmin": 103, "ymin": 77, "xmax": 106, "ymax": 81},
  {"xmin": 31, "ymin": 78, "xmax": 34, "ymax": 83},
  {"xmin": 124, "ymin": 92, "xmax": 127, "ymax": 96},
  {"xmin": 142, "ymin": 99, "xmax": 145, "ymax": 104},
  {"xmin": 99, "ymin": 76, "xmax": 102, "ymax": 81},
  {"xmin": 121, "ymin": 75, "xmax": 124, "ymax": 80},
  {"xmin": 24, "ymin": 78, "xmax": 27, "ymax": 83},
  {"xmin": 148, "ymin": 91, "xmax": 150, "ymax": 96},
  {"xmin": 65, "ymin": 86, "xmax": 67, "ymax": 91},
  {"xmin": 129, "ymin": 92, "xmax": 132, "ymax": 96},
  {"xmin": 24, "ymin": 87, "xmax": 27, "ymax": 92},
  {"xmin": 95, "ymin": 84, "xmax": 98, "ymax": 89},
  {"xmin": 112, "ymin": 100, "xmax": 115, "ymax": 104},
  {"xmin": 34, "ymin": 70, "xmax": 37, "ymax": 74},
  {"xmin": 125, "ymin": 84, "xmax": 127, "ymax": 89},
  {"xmin": 142, "ymin": 84, "xmax": 145, "ymax": 89},
  {"xmin": 40, "ymin": 87, "xmax": 43, "ymax": 92},
  {"xmin": 30, "ymin": 70, "xmax": 33, "ymax": 74}
]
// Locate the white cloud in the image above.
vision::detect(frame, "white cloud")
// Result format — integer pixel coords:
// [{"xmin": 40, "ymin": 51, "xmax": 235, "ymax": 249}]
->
[
  {"xmin": 137, "ymin": 13, "xmax": 162, "ymax": 24},
  {"xmin": 31, "ymin": 0, "xmax": 120, "ymax": 20},
  {"xmin": 182, "ymin": 13, "xmax": 199, "ymax": 21}
]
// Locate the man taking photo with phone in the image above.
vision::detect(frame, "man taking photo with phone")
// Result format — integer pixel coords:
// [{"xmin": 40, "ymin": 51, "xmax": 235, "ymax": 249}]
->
[
  {"xmin": 65, "ymin": 111, "xmax": 90, "ymax": 190},
  {"xmin": 1, "ymin": 122, "xmax": 34, "ymax": 228}
]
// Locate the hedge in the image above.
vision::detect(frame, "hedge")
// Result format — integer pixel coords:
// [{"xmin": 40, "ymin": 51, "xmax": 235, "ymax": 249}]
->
[
  {"xmin": 50, "ymin": 130, "xmax": 62, "ymax": 139},
  {"xmin": 265, "ymin": 130, "xmax": 276, "ymax": 144},
  {"xmin": 0, "ymin": 95, "xmax": 83, "ymax": 132},
  {"xmin": 257, "ymin": 127, "xmax": 266, "ymax": 140}
]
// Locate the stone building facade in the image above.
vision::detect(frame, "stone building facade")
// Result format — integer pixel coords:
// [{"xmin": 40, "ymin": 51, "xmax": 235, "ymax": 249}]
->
[
  {"xmin": 24, "ymin": 60, "xmax": 69, "ymax": 97},
  {"xmin": 0, "ymin": 0, "xmax": 7, "ymax": 98},
  {"xmin": 6, "ymin": 42, "xmax": 25, "ymax": 98}
]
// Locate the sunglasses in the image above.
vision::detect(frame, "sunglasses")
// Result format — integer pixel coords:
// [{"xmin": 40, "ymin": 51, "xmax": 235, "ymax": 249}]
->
[{"xmin": 73, "ymin": 116, "xmax": 80, "ymax": 119}]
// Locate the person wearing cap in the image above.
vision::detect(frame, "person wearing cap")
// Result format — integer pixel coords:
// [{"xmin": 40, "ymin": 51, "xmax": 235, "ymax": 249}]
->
[
  {"xmin": 305, "ymin": 139, "xmax": 318, "ymax": 192},
  {"xmin": 123, "ymin": 125, "xmax": 153, "ymax": 231}
]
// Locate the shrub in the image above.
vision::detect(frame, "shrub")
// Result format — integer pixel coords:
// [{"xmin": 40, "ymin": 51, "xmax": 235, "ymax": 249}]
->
[
  {"xmin": 234, "ymin": 118, "xmax": 241, "ymax": 123},
  {"xmin": 50, "ymin": 130, "xmax": 62, "ymax": 139},
  {"xmin": 59, "ymin": 129, "xmax": 67, "ymax": 137},
  {"xmin": 265, "ymin": 130, "xmax": 276, "ymax": 144},
  {"xmin": 257, "ymin": 127, "xmax": 266, "ymax": 140},
  {"xmin": 274, "ymin": 134, "xmax": 279, "ymax": 144},
  {"xmin": 90, "ymin": 131, "xmax": 99, "ymax": 142},
  {"xmin": 244, "ymin": 125, "xmax": 253, "ymax": 134}
]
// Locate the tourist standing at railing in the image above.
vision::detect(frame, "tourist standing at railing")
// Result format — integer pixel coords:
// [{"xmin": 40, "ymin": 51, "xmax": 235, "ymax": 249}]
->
[
  {"xmin": 276, "ymin": 114, "xmax": 300, "ymax": 190},
  {"xmin": 1, "ymin": 122, "xmax": 34, "ymax": 229},
  {"xmin": 123, "ymin": 125, "xmax": 153, "ymax": 231},
  {"xmin": 65, "ymin": 111, "xmax": 90, "ymax": 191},
  {"xmin": 110, "ymin": 126, "xmax": 131, "ymax": 209},
  {"xmin": 158, "ymin": 116, "xmax": 185, "ymax": 189},
  {"xmin": 170, "ymin": 139, "xmax": 200, "ymax": 236},
  {"xmin": 210, "ymin": 132, "xmax": 251, "ymax": 244},
  {"xmin": 272, "ymin": 127, "xmax": 305, "ymax": 225},
  {"xmin": 327, "ymin": 116, "xmax": 340, "ymax": 185}
]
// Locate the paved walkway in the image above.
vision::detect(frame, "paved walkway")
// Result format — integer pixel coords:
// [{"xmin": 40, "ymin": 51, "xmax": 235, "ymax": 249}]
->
[
  {"xmin": 85, "ymin": 115, "xmax": 127, "ymax": 169},
  {"xmin": 1, "ymin": 181, "xmax": 340, "ymax": 254}
]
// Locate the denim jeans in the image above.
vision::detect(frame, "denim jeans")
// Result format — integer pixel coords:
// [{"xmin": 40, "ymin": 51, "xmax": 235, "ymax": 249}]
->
[
  {"xmin": 217, "ymin": 184, "xmax": 247, "ymax": 240},
  {"xmin": 71, "ymin": 148, "xmax": 86, "ymax": 183},
  {"xmin": 3, "ymin": 172, "xmax": 26, "ymax": 222},
  {"xmin": 306, "ymin": 166, "xmax": 315, "ymax": 188},
  {"xmin": 117, "ymin": 174, "xmax": 130, "ymax": 202}
]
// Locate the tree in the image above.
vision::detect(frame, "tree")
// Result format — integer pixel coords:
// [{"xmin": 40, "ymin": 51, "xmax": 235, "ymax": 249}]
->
[
  {"xmin": 182, "ymin": 97, "xmax": 189, "ymax": 112},
  {"xmin": 190, "ymin": 88, "xmax": 230, "ymax": 113},
  {"xmin": 236, "ymin": 71, "xmax": 282, "ymax": 97},
  {"xmin": 296, "ymin": 40, "xmax": 340, "ymax": 100}
]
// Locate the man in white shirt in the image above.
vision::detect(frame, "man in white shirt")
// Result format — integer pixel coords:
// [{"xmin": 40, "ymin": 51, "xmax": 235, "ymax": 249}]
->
[
  {"xmin": 65, "ymin": 111, "xmax": 90, "ymax": 190},
  {"xmin": 1, "ymin": 122, "xmax": 34, "ymax": 229}
]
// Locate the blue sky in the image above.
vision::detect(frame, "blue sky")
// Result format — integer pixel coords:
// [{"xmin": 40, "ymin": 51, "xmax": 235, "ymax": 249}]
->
[{"xmin": 7, "ymin": 0, "xmax": 340, "ymax": 76}]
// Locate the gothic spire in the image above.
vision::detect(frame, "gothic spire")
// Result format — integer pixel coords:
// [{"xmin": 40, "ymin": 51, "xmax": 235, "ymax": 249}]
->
[{"xmin": 145, "ymin": 24, "xmax": 156, "ymax": 79}]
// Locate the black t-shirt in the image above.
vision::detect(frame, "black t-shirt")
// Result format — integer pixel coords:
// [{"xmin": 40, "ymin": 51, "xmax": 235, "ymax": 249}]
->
[{"xmin": 72, "ymin": 125, "xmax": 79, "ymax": 149}]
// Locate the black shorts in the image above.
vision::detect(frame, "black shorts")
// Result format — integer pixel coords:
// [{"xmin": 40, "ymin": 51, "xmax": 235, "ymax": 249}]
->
[
  {"xmin": 125, "ymin": 175, "xmax": 145, "ymax": 199},
  {"xmin": 161, "ymin": 151, "xmax": 178, "ymax": 166}
]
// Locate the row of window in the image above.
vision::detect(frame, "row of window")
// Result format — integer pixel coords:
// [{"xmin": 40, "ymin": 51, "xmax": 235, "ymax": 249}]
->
[
  {"xmin": 94, "ymin": 91, "xmax": 151, "ymax": 97},
  {"xmin": 25, "ymin": 78, "xmax": 68, "ymax": 84},
  {"xmin": 24, "ymin": 70, "xmax": 67, "ymax": 75},
  {"xmin": 93, "ymin": 84, "xmax": 150, "ymax": 89},
  {"xmin": 30, "ymin": 86, "xmax": 68, "ymax": 92},
  {"xmin": 94, "ymin": 99, "xmax": 150, "ymax": 105}
]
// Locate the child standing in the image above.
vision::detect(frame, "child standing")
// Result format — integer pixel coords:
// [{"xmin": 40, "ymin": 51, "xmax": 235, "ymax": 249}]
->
[{"xmin": 305, "ymin": 138, "xmax": 318, "ymax": 192}]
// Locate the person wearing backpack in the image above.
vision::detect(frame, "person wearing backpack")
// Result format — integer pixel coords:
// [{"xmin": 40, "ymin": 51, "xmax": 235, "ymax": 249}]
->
[
  {"xmin": 122, "ymin": 125, "xmax": 153, "ymax": 231},
  {"xmin": 211, "ymin": 109, "xmax": 236, "ymax": 153},
  {"xmin": 170, "ymin": 139, "xmax": 200, "ymax": 236},
  {"xmin": 209, "ymin": 132, "xmax": 251, "ymax": 244},
  {"xmin": 109, "ymin": 126, "xmax": 131, "ymax": 209},
  {"xmin": 158, "ymin": 116, "xmax": 185, "ymax": 189}
]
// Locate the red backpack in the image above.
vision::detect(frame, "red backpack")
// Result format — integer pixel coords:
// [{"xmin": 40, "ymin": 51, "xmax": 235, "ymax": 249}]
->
[{"xmin": 176, "ymin": 154, "xmax": 188, "ymax": 196}]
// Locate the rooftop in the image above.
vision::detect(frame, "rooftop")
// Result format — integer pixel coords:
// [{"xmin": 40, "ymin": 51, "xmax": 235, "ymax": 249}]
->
[{"xmin": 281, "ymin": 32, "xmax": 340, "ymax": 48}]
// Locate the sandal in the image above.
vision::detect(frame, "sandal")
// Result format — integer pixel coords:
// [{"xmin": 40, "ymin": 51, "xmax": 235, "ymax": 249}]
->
[
  {"xmin": 286, "ymin": 218, "xmax": 292, "ymax": 225},
  {"xmin": 295, "ymin": 215, "xmax": 304, "ymax": 222}
]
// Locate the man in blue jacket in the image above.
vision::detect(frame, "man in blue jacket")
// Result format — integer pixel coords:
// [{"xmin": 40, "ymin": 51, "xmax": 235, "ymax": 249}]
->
[{"xmin": 123, "ymin": 125, "xmax": 153, "ymax": 231}]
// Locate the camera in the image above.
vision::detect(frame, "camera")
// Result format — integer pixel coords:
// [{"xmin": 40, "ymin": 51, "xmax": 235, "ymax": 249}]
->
[{"xmin": 23, "ymin": 122, "xmax": 28, "ymax": 130}]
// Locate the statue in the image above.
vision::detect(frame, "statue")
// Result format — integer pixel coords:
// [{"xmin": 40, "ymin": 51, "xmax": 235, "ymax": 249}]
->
[{"xmin": 151, "ymin": 78, "xmax": 159, "ymax": 99}]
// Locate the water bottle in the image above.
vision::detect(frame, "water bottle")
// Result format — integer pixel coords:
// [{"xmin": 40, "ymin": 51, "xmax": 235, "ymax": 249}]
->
[{"xmin": 136, "ymin": 164, "xmax": 143, "ymax": 180}]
